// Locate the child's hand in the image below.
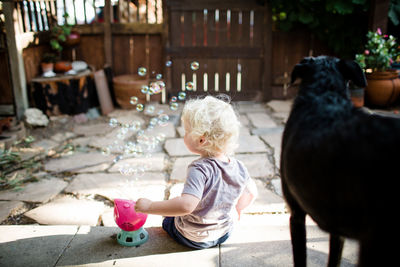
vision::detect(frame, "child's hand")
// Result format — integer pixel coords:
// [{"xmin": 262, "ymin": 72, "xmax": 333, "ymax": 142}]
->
[{"xmin": 135, "ymin": 198, "xmax": 152, "ymax": 213}]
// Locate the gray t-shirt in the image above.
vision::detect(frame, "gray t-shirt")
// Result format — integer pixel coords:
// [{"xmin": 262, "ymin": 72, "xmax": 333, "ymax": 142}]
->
[{"xmin": 174, "ymin": 157, "xmax": 250, "ymax": 242}]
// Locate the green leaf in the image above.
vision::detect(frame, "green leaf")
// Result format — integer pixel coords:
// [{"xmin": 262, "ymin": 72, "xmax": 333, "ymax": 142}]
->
[{"xmin": 298, "ymin": 12, "xmax": 314, "ymax": 24}]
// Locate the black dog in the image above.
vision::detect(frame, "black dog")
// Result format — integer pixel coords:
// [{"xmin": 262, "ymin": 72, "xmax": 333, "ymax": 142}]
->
[{"xmin": 281, "ymin": 56, "xmax": 398, "ymax": 267}]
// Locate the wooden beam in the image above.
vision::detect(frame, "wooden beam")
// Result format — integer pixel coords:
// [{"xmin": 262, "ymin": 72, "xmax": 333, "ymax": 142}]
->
[
  {"xmin": 3, "ymin": 2, "xmax": 29, "ymax": 119},
  {"xmin": 104, "ymin": 0, "xmax": 113, "ymax": 67},
  {"xmin": 369, "ymin": 0, "xmax": 390, "ymax": 33}
]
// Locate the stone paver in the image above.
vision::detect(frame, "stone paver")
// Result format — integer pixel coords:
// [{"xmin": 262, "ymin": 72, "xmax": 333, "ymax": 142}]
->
[
  {"xmin": 221, "ymin": 214, "xmax": 358, "ymax": 267},
  {"xmin": 24, "ymin": 196, "xmax": 105, "ymax": 225},
  {"xmin": 109, "ymin": 153, "xmax": 166, "ymax": 173},
  {"xmin": 247, "ymin": 112, "xmax": 278, "ymax": 129},
  {"xmin": 170, "ymin": 156, "xmax": 199, "ymax": 182},
  {"xmin": 45, "ymin": 152, "xmax": 114, "ymax": 173},
  {"xmin": 56, "ymin": 226, "xmax": 219, "ymax": 267},
  {"xmin": 260, "ymin": 127, "xmax": 284, "ymax": 167},
  {"xmin": 266, "ymin": 100, "xmax": 292, "ymax": 113},
  {"xmin": 0, "ymin": 178, "xmax": 67, "ymax": 203},
  {"xmin": 245, "ymin": 179, "xmax": 286, "ymax": 214},
  {"xmin": 237, "ymin": 135, "xmax": 269, "ymax": 153},
  {"xmin": 73, "ymin": 123, "xmax": 113, "ymax": 136},
  {"xmin": 235, "ymin": 154, "xmax": 275, "ymax": 178},
  {"xmin": 0, "ymin": 200, "xmax": 24, "ymax": 222},
  {"xmin": 164, "ymin": 138, "xmax": 194, "ymax": 157},
  {"xmin": 65, "ymin": 172, "xmax": 167, "ymax": 201},
  {"xmin": 0, "ymin": 225, "xmax": 79, "ymax": 267}
]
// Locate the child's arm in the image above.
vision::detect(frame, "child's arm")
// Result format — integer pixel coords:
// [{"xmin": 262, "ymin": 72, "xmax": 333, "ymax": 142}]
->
[
  {"xmin": 236, "ymin": 178, "xmax": 258, "ymax": 220},
  {"xmin": 135, "ymin": 194, "xmax": 200, "ymax": 216}
]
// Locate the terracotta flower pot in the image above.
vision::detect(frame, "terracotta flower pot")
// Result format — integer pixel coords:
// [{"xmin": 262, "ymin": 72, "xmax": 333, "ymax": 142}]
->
[
  {"xmin": 41, "ymin": 62, "xmax": 54, "ymax": 73},
  {"xmin": 365, "ymin": 70, "xmax": 400, "ymax": 107},
  {"xmin": 54, "ymin": 61, "xmax": 73, "ymax": 73}
]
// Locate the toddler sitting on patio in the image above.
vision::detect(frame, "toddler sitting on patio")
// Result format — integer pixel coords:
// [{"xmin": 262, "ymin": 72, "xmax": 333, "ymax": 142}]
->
[{"xmin": 135, "ymin": 95, "xmax": 257, "ymax": 249}]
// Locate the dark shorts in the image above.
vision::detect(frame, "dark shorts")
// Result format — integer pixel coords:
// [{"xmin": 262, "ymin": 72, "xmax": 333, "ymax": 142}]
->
[{"xmin": 162, "ymin": 217, "xmax": 231, "ymax": 249}]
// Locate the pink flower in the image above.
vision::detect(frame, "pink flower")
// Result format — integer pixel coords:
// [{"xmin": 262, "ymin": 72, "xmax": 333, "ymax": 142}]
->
[
  {"xmin": 364, "ymin": 50, "xmax": 370, "ymax": 55},
  {"xmin": 377, "ymin": 28, "xmax": 382, "ymax": 35}
]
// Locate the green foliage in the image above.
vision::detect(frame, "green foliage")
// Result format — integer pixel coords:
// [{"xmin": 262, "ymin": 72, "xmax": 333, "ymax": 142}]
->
[
  {"xmin": 50, "ymin": 13, "xmax": 72, "ymax": 56},
  {"xmin": 389, "ymin": 0, "xmax": 400, "ymax": 26},
  {"xmin": 355, "ymin": 29, "xmax": 400, "ymax": 71},
  {"xmin": 269, "ymin": 0, "xmax": 369, "ymax": 58}
]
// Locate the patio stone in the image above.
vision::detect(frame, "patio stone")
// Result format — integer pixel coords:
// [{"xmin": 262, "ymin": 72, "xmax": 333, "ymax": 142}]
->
[
  {"xmin": 107, "ymin": 110, "xmax": 145, "ymax": 124},
  {"xmin": 239, "ymin": 114, "xmax": 250, "ymax": 126},
  {"xmin": 266, "ymin": 100, "xmax": 293, "ymax": 113},
  {"xmin": 0, "ymin": 178, "xmax": 67, "ymax": 203},
  {"xmin": 176, "ymin": 125, "xmax": 185, "ymax": 137},
  {"xmin": 0, "ymin": 201, "xmax": 24, "ymax": 222},
  {"xmin": 73, "ymin": 123, "xmax": 113, "ymax": 136},
  {"xmin": 56, "ymin": 226, "xmax": 219, "ymax": 267},
  {"xmin": 150, "ymin": 123, "xmax": 176, "ymax": 138},
  {"xmin": 70, "ymin": 136, "xmax": 92, "ymax": 147},
  {"xmin": 271, "ymin": 178, "xmax": 283, "ymax": 197},
  {"xmin": 24, "ymin": 196, "xmax": 104, "ymax": 225},
  {"xmin": 108, "ymin": 153, "xmax": 166, "ymax": 172},
  {"xmin": 50, "ymin": 131, "xmax": 76, "ymax": 142},
  {"xmin": 88, "ymin": 127, "xmax": 137, "ymax": 148},
  {"xmin": 45, "ymin": 152, "xmax": 114, "ymax": 173},
  {"xmin": 32, "ymin": 139, "xmax": 59, "ymax": 153},
  {"xmin": 235, "ymin": 154, "xmax": 275, "ymax": 178},
  {"xmin": 170, "ymin": 156, "xmax": 199, "ymax": 182},
  {"xmin": 65, "ymin": 172, "xmax": 167, "ymax": 201},
  {"xmin": 237, "ymin": 135, "xmax": 269, "ymax": 153},
  {"xmin": 0, "ymin": 225, "xmax": 79, "ymax": 267},
  {"xmin": 247, "ymin": 112, "xmax": 278, "ymax": 129},
  {"xmin": 260, "ymin": 127, "xmax": 284, "ymax": 166},
  {"xmin": 244, "ymin": 179, "xmax": 286, "ymax": 214},
  {"xmin": 236, "ymin": 102, "xmax": 268, "ymax": 113},
  {"xmin": 164, "ymin": 138, "xmax": 194, "ymax": 156}
]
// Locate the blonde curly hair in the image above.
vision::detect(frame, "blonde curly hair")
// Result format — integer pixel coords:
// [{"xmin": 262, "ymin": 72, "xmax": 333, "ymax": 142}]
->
[{"xmin": 181, "ymin": 95, "xmax": 241, "ymax": 156}]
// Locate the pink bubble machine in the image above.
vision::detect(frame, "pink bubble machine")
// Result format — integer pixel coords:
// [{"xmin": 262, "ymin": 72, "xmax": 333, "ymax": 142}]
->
[{"xmin": 114, "ymin": 198, "xmax": 149, "ymax": 247}]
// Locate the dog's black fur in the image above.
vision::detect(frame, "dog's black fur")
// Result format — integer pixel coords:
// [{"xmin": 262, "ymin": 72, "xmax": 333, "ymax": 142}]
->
[{"xmin": 281, "ymin": 56, "xmax": 398, "ymax": 267}]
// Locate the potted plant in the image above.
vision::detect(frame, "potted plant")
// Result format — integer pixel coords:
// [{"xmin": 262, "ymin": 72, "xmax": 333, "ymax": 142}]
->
[
  {"xmin": 40, "ymin": 52, "xmax": 56, "ymax": 75},
  {"xmin": 49, "ymin": 13, "xmax": 77, "ymax": 72},
  {"xmin": 355, "ymin": 28, "xmax": 400, "ymax": 107}
]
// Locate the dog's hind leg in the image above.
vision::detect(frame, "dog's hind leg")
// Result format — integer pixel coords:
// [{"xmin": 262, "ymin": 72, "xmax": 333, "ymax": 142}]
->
[
  {"xmin": 290, "ymin": 208, "xmax": 307, "ymax": 267},
  {"xmin": 327, "ymin": 235, "xmax": 344, "ymax": 267}
]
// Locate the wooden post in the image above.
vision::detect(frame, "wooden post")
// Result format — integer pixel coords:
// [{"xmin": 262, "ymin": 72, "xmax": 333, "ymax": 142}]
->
[
  {"xmin": 3, "ymin": 2, "xmax": 29, "ymax": 119},
  {"xmin": 369, "ymin": 0, "xmax": 390, "ymax": 33},
  {"xmin": 262, "ymin": 4, "xmax": 272, "ymax": 101},
  {"xmin": 104, "ymin": 0, "xmax": 113, "ymax": 67}
]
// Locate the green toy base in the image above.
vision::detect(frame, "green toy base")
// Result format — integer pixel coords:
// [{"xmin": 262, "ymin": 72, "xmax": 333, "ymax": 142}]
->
[{"xmin": 117, "ymin": 227, "xmax": 149, "ymax": 247}]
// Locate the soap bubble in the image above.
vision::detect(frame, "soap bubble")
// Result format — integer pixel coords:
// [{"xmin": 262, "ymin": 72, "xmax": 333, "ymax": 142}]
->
[
  {"xmin": 156, "ymin": 73, "xmax": 162, "ymax": 80},
  {"xmin": 130, "ymin": 96, "xmax": 139, "ymax": 105},
  {"xmin": 101, "ymin": 146, "xmax": 110, "ymax": 155},
  {"xmin": 190, "ymin": 61, "xmax": 199, "ymax": 70},
  {"xmin": 109, "ymin": 118, "xmax": 118, "ymax": 127},
  {"xmin": 185, "ymin": 82, "xmax": 194, "ymax": 91},
  {"xmin": 170, "ymin": 102, "xmax": 179, "ymax": 111},
  {"xmin": 156, "ymin": 133, "xmax": 166, "ymax": 142},
  {"xmin": 145, "ymin": 105, "xmax": 155, "ymax": 115},
  {"xmin": 178, "ymin": 92, "xmax": 186, "ymax": 100},
  {"xmin": 149, "ymin": 82, "xmax": 162, "ymax": 95},
  {"xmin": 113, "ymin": 155, "xmax": 123, "ymax": 163},
  {"xmin": 136, "ymin": 103, "xmax": 144, "ymax": 111},
  {"xmin": 166, "ymin": 60, "xmax": 172, "ymax": 67},
  {"xmin": 138, "ymin": 67, "xmax": 147, "ymax": 76},
  {"xmin": 170, "ymin": 96, "xmax": 177, "ymax": 102},
  {"xmin": 129, "ymin": 121, "xmax": 141, "ymax": 132},
  {"xmin": 158, "ymin": 114, "xmax": 169, "ymax": 126},
  {"xmin": 141, "ymin": 85, "xmax": 149, "ymax": 94},
  {"xmin": 149, "ymin": 117, "xmax": 158, "ymax": 127}
]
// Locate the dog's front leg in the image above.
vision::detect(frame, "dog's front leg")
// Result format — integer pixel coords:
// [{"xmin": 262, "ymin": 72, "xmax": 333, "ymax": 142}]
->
[
  {"xmin": 290, "ymin": 209, "xmax": 307, "ymax": 267},
  {"xmin": 327, "ymin": 235, "xmax": 344, "ymax": 267}
]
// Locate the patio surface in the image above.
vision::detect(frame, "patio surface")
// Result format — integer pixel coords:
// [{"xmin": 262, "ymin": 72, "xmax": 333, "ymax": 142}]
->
[{"xmin": 0, "ymin": 100, "xmax": 366, "ymax": 266}]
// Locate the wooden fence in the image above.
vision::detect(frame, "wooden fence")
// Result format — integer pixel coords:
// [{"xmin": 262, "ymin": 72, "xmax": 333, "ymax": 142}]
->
[{"xmin": 1, "ymin": 0, "xmax": 332, "ymax": 117}]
